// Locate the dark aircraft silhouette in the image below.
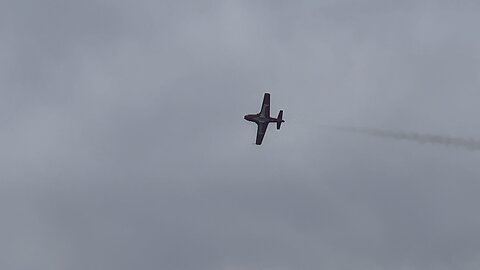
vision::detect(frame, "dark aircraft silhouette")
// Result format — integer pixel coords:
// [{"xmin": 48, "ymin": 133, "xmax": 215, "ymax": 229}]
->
[{"xmin": 244, "ymin": 93, "xmax": 285, "ymax": 145}]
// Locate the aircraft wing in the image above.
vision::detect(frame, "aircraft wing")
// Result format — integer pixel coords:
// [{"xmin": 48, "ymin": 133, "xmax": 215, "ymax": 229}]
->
[
  {"xmin": 256, "ymin": 122, "xmax": 269, "ymax": 145},
  {"xmin": 259, "ymin": 93, "xmax": 270, "ymax": 118}
]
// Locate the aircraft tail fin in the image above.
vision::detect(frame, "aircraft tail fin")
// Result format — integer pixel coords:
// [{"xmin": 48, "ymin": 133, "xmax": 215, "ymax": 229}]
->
[{"xmin": 276, "ymin": 110, "xmax": 284, "ymax": 130}]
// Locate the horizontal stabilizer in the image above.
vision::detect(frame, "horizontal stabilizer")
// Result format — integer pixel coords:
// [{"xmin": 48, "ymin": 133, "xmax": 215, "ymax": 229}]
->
[{"xmin": 277, "ymin": 110, "xmax": 284, "ymax": 130}]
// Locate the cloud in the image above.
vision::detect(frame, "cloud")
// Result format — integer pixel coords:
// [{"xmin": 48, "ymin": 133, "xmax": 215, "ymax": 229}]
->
[{"xmin": 2, "ymin": 1, "xmax": 480, "ymax": 270}]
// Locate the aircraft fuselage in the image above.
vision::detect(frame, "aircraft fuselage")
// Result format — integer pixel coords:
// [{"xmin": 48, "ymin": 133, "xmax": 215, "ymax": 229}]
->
[{"xmin": 244, "ymin": 114, "xmax": 278, "ymax": 124}]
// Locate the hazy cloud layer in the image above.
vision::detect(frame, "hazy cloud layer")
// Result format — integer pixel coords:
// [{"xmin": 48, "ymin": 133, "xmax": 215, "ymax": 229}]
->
[{"xmin": 2, "ymin": 1, "xmax": 480, "ymax": 269}]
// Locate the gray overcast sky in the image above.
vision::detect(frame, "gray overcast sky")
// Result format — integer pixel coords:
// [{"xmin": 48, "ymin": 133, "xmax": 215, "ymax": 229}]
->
[{"xmin": 2, "ymin": 0, "xmax": 480, "ymax": 269}]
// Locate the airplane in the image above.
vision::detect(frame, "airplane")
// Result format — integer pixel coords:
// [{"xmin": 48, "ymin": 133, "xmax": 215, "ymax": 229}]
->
[{"xmin": 244, "ymin": 93, "xmax": 285, "ymax": 145}]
